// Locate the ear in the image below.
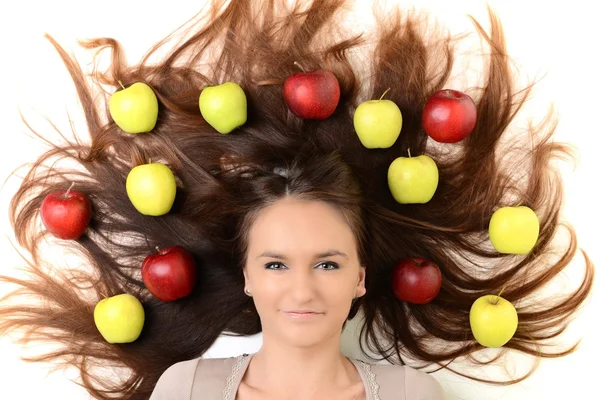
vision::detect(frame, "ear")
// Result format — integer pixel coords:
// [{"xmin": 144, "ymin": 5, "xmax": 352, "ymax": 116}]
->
[
  {"xmin": 243, "ymin": 266, "xmax": 249, "ymax": 285},
  {"xmin": 356, "ymin": 265, "xmax": 367, "ymax": 298}
]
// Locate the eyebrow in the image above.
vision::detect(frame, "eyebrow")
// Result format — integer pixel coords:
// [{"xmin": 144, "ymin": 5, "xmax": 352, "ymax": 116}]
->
[{"xmin": 256, "ymin": 250, "xmax": 349, "ymax": 260}]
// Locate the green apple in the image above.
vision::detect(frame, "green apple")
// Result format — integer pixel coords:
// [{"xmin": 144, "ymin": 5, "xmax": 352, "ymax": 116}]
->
[
  {"xmin": 94, "ymin": 293, "xmax": 145, "ymax": 344},
  {"xmin": 126, "ymin": 162, "xmax": 177, "ymax": 216},
  {"xmin": 387, "ymin": 152, "xmax": 438, "ymax": 204},
  {"xmin": 489, "ymin": 206, "xmax": 539, "ymax": 254},
  {"xmin": 469, "ymin": 294, "xmax": 518, "ymax": 348},
  {"xmin": 353, "ymin": 90, "xmax": 403, "ymax": 148},
  {"xmin": 199, "ymin": 82, "xmax": 247, "ymax": 134},
  {"xmin": 109, "ymin": 82, "xmax": 159, "ymax": 134}
]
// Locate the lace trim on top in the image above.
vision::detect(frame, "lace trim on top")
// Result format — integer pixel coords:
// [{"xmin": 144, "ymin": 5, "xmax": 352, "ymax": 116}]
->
[
  {"xmin": 222, "ymin": 354, "xmax": 381, "ymax": 400},
  {"xmin": 222, "ymin": 354, "xmax": 248, "ymax": 400},
  {"xmin": 356, "ymin": 360, "xmax": 381, "ymax": 400}
]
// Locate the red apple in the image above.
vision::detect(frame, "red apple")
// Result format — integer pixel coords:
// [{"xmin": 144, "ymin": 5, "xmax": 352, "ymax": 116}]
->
[
  {"xmin": 40, "ymin": 184, "xmax": 91, "ymax": 240},
  {"xmin": 283, "ymin": 68, "xmax": 340, "ymax": 119},
  {"xmin": 392, "ymin": 257, "xmax": 442, "ymax": 304},
  {"xmin": 141, "ymin": 246, "xmax": 197, "ymax": 302},
  {"xmin": 422, "ymin": 89, "xmax": 477, "ymax": 143}
]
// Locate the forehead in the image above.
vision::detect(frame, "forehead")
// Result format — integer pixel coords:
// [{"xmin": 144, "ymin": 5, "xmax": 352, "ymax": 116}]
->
[{"xmin": 247, "ymin": 198, "xmax": 356, "ymax": 254}]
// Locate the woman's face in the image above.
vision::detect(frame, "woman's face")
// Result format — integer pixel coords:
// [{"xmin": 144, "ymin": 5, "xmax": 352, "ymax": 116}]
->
[{"xmin": 243, "ymin": 197, "xmax": 366, "ymax": 348}]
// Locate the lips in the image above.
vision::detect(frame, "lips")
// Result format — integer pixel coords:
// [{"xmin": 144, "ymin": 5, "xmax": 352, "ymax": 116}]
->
[
  {"xmin": 286, "ymin": 310, "xmax": 321, "ymax": 314},
  {"xmin": 283, "ymin": 310, "xmax": 324, "ymax": 319}
]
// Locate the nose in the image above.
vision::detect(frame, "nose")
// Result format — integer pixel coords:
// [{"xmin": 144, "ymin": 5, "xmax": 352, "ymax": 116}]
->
[{"xmin": 288, "ymin": 267, "xmax": 317, "ymax": 304}]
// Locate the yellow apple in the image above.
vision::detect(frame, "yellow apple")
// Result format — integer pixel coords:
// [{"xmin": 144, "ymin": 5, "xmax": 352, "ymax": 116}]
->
[
  {"xmin": 353, "ymin": 96, "xmax": 403, "ymax": 149},
  {"xmin": 94, "ymin": 293, "xmax": 145, "ymax": 344},
  {"xmin": 126, "ymin": 162, "xmax": 177, "ymax": 216},
  {"xmin": 109, "ymin": 82, "xmax": 159, "ymax": 134},
  {"xmin": 469, "ymin": 294, "xmax": 518, "ymax": 348},
  {"xmin": 387, "ymin": 153, "xmax": 438, "ymax": 204},
  {"xmin": 489, "ymin": 206, "xmax": 539, "ymax": 254},
  {"xmin": 199, "ymin": 82, "xmax": 247, "ymax": 134}
]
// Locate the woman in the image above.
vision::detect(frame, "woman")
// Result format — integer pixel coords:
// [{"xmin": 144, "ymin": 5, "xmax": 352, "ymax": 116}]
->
[
  {"xmin": 149, "ymin": 152, "xmax": 445, "ymax": 399},
  {"xmin": 0, "ymin": 0, "xmax": 593, "ymax": 399}
]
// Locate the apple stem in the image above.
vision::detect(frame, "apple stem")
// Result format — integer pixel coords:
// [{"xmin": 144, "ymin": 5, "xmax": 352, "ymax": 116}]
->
[
  {"xmin": 494, "ymin": 285, "xmax": 507, "ymax": 305},
  {"xmin": 118, "ymin": 80, "xmax": 126, "ymax": 90},
  {"xmin": 293, "ymin": 61, "xmax": 306, "ymax": 72},
  {"xmin": 148, "ymin": 158, "xmax": 152, "ymax": 164},
  {"xmin": 407, "ymin": 148, "xmax": 412, "ymax": 158},
  {"xmin": 63, "ymin": 182, "xmax": 75, "ymax": 199},
  {"xmin": 155, "ymin": 246, "xmax": 161, "ymax": 253},
  {"xmin": 379, "ymin": 87, "xmax": 391, "ymax": 101},
  {"xmin": 516, "ymin": 201, "xmax": 523, "ymax": 207}
]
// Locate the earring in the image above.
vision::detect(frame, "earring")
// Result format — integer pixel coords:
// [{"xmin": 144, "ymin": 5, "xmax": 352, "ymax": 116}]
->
[{"xmin": 244, "ymin": 287, "xmax": 252, "ymax": 296}]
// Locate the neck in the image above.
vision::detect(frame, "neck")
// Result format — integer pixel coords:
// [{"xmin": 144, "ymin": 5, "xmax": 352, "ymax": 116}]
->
[{"xmin": 246, "ymin": 331, "xmax": 356, "ymax": 394}]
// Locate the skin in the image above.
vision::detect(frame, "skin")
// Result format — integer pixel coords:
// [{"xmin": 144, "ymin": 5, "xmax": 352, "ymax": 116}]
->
[{"xmin": 240, "ymin": 197, "xmax": 367, "ymax": 399}]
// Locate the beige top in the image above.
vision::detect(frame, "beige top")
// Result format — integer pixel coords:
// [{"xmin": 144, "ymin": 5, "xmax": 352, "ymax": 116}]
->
[{"xmin": 149, "ymin": 353, "xmax": 445, "ymax": 399}]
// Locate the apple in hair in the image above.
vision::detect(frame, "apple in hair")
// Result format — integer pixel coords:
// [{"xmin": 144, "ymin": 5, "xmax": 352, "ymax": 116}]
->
[
  {"xmin": 126, "ymin": 162, "xmax": 177, "ymax": 216},
  {"xmin": 392, "ymin": 258, "xmax": 442, "ymax": 304},
  {"xmin": 469, "ymin": 294, "xmax": 518, "ymax": 348},
  {"xmin": 353, "ymin": 88, "xmax": 403, "ymax": 149},
  {"xmin": 488, "ymin": 206, "xmax": 539, "ymax": 254},
  {"xmin": 199, "ymin": 82, "xmax": 248, "ymax": 134},
  {"xmin": 94, "ymin": 293, "xmax": 145, "ymax": 344},
  {"xmin": 387, "ymin": 150, "xmax": 439, "ymax": 204},
  {"xmin": 422, "ymin": 89, "xmax": 477, "ymax": 143},
  {"xmin": 109, "ymin": 82, "xmax": 159, "ymax": 134},
  {"xmin": 142, "ymin": 246, "xmax": 197, "ymax": 302},
  {"xmin": 283, "ymin": 66, "xmax": 340, "ymax": 119},
  {"xmin": 40, "ymin": 183, "xmax": 91, "ymax": 240}
]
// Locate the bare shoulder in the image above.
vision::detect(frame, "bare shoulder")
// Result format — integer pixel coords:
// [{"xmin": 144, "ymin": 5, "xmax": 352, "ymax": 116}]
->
[{"xmin": 368, "ymin": 362, "xmax": 446, "ymax": 400}]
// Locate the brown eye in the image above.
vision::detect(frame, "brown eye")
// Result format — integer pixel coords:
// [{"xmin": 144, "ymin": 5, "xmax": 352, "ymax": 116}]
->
[
  {"xmin": 317, "ymin": 262, "xmax": 339, "ymax": 270},
  {"xmin": 265, "ymin": 262, "xmax": 286, "ymax": 270}
]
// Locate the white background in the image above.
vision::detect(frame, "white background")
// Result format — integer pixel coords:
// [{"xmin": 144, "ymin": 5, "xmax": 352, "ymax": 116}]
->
[{"xmin": 0, "ymin": 0, "xmax": 598, "ymax": 399}]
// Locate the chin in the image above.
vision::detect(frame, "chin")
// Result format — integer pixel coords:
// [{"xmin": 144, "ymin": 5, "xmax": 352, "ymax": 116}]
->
[{"xmin": 277, "ymin": 318, "xmax": 343, "ymax": 347}]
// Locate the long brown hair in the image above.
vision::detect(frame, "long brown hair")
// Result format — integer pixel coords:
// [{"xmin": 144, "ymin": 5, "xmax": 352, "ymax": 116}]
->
[{"xmin": 0, "ymin": 0, "xmax": 594, "ymax": 399}]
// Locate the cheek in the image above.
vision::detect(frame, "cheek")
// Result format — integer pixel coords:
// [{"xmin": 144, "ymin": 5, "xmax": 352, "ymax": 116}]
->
[
  {"xmin": 320, "ymin": 275, "xmax": 356, "ymax": 297},
  {"xmin": 313, "ymin": 276, "xmax": 357, "ymax": 314},
  {"xmin": 250, "ymin": 275, "xmax": 285, "ymax": 309}
]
